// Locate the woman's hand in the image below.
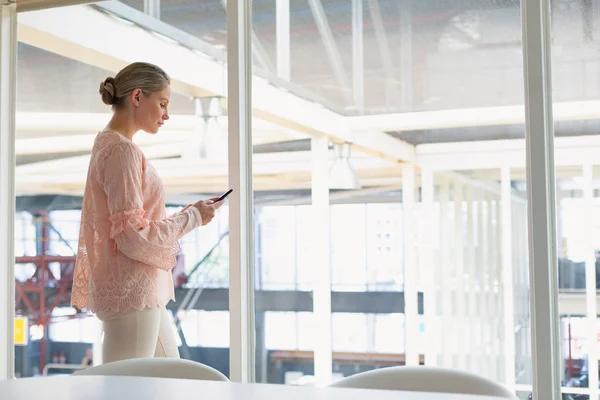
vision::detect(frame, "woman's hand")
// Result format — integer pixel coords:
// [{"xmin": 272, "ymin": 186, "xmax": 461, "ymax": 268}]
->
[{"xmin": 193, "ymin": 198, "xmax": 224, "ymax": 226}]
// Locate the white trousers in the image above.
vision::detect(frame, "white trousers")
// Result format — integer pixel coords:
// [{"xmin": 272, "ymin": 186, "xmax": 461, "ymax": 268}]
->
[{"xmin": 96, "ymin": 307, "xmax": 180, "ymax": 363}]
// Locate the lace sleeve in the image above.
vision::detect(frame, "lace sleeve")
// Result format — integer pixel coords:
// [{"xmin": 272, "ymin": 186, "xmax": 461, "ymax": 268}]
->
[{"xmin": 102, "ymin": 143, "xmax": 202, "ymax": 271}]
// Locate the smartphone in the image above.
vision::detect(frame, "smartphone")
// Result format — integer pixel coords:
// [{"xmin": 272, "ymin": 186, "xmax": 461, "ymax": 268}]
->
[{"xmin": 216, "ymin": 189, "xmax": 233, "ymax": 202}]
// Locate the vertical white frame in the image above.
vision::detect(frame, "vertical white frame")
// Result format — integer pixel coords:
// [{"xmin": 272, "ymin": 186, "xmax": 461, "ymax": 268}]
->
[
  {"xmin": 311, "ymin": 136, "xmax": 332, "ymax": 386},
  {"xmin": 501, "ymin": 167, "xmax": 516, "ymax": 388},
  {"xmin": 0, "ymin": 0, "xmax": 16, "ymax": 381},
  {"xmin": 582, "ymin": 164, "xmax": 598, "ymax": 397},
  {"xmin": 402, "ymin": 165, "xmax": 418, "ymax": 366},
  {"xmin": 466, "ymin": 183, "xmax": 476, "ymax": 371},
  {"xmin": 476, "ymin": 188, "xmax": 485, "ymax": 374},
  {"xmin": 521, "ymin": 0, "xmax": 561, "ymax": 396},
  {"xmin": 227, "ymin": 0, "xmax": 255, "ymax": 383},
  {"xmin": 453, "ymin": 181, "xmax": 466, "ymax": 371},
  {"xmin": 493, "ymin": 194, "xmax": 502, "ymax": 382},
  {"xmin": 143, "ymin": 0, "xmax": 160, "ymax": 19},
  {"xmin": 440, "ymin": 177, "xmax": 451, "ymax": 367},
  {"xmin": 484, "ymin": 193, "xmax": 493, "ymax": 378},
  {"xmin": 420, "ymin": 169, "xmax": 437, "ymax": 366}
]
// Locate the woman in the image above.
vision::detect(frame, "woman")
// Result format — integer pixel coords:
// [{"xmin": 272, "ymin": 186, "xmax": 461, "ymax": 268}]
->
[{"xmin": 70, "ymin": 62, "xmax": 223, "ymax": 363}]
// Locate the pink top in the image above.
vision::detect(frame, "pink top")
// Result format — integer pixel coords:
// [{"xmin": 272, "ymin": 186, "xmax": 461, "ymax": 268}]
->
[{"xmin": 71, "ymin": 130, "xmax": 202, "ymax": 313}]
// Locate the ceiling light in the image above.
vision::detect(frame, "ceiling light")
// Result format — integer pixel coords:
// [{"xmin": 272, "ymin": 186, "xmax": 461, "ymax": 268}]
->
[{"xmin": 329, "ymin": 143, "xmax": 360, "ymax": 190}]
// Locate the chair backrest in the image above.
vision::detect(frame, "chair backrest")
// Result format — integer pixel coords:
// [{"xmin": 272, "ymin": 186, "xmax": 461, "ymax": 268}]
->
[
  {"xmin": 73, "ymin": 358, "xmax": 229, "ymax": 382},
  {"xmin": 330, "ymin": 366, "xmax": 517, "ymax": 399}
]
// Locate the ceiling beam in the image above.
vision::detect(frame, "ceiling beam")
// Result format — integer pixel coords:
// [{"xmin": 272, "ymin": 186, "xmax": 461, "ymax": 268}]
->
[
  {"xmin": 14, "ymin": 112, "xmax": 308, "ymax": 154},
  {"xmin": 17, "ymin": 3, "xmax": 415, "ymax": 165},
  {"xmin": 416, "ymin": 135, "xmax": 600, "ymax": 171},
  {"xmin": 16, "ymin": 148, "xmax": 394, "ymax": 176},
  {"xmin": 348, "ymin": 100, "xmax": 600, "ymax": 132},
  {"xmin": 16, "ymin": 175, "xmax": 404, "ymax": 196}
]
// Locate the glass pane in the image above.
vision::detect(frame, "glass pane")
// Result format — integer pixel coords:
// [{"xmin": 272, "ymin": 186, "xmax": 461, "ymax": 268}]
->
[
  {"xmin": 252, "ymin": 0, "xmax": 529, "ymax": 394},
  {"xmin": 15, "ymin": 2, "xmax": 229, "ymax": 378},
  {"xmin": 551, "ymin": 0, "xmax": 600, "ymax": 397}
]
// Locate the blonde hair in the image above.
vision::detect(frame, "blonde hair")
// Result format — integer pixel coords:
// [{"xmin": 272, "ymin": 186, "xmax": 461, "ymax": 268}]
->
[{"xmin": 99, "ymin": 62, "xmax": 170, "ymax": 108}]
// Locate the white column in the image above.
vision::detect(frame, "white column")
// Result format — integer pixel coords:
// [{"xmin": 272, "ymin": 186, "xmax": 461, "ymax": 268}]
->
[
  {"xmin": 420, "ymin": 169, "xmax": 437, "ymax": 366},
  {"xmin": 522, "ymin": 0, "xmax": 561, "ymax": 395},
  {"xmin": 276, "ymin": 0, "xmax": 290, "ymax": 80},
  {"xmin": 582, "ymin": 164, "xmax": 598, "ymax": 397},
  {"xmin": 493, "ymin": 196, "xmax": 502, "ymax": 382},
  {"xmin": 466, "ymin": 184, "xmax": 476, "ymax": 371},
  {"xmin": 311, "ymin": 136, "xmax": 332, "ymax": 386},
  {"xmin": 501, "ymin": 167, "xmax": 516, "ymax": 387},
  {"xmin": 485, "ymin": 193, "xmax": 494, "ymax": 379},
  {"xmin": 476, "ymin": 188, "xmax": 486, "ymax": 375},
  {"xmin": 0, "ymin": 1, "xmax": 17, "ymax": 381},
  {"xmin": 227, "ymin": 0, "xmax": 255, "ymax": 383},
  {"xmin": 402, "ymin": 165, "xmax": 418, "ymax": 366},
  {"xmin": 453, "ymin": 181, "xmax": 466, "ymax": 370},
  {"xmin": 440, "ymin": 178, "xmax": 452, "ymax": 367}
]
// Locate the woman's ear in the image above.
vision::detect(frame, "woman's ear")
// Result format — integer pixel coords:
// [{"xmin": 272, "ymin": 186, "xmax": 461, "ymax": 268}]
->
[{"xmin": 131, "ymin": 88, "xmax": 142, "ymax": 106}]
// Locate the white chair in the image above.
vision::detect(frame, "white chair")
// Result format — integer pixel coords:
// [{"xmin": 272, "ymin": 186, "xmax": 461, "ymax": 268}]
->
[
  {"xmin": 330, "ymin": 366, "xmax": 518, "ymax": 399},
  {"xmin": 73, "ymin": 357, "xmax": 229, "ymax": 382}
]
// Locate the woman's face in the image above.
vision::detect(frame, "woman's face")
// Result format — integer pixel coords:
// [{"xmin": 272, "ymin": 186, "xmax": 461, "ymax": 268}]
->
[{"xmin": 134, "ymin": 85, "xmax": 171, "ymax": 134}]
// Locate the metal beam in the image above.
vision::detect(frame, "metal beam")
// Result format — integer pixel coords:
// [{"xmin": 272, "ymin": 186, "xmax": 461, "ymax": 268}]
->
[
  {"xmin": 251, "ymin": 31, "xmax": 275, "ymax": 74},
  {"xmin": 172, "ymin": 289, "xmax": 424, "ymax": 314},
  {"xmin": 276, "ymin": 0, "xmax": 290, "ymax": 80},
  {"xmin": 367, "ymin": 0, "xmax": 399, "ymax": 108},
  {"xmin": 307, "ymin": 0, "xmax": 352, "ymax": 105},
  {"xmin": 352, "ymin": 0, "xmax": 364, "ymax": 113},
  {"xmin": 398, "ymin": 0, "xmax": 412, "ymax": 110},
  {"xmin": 37, "ymin": 287, "xmax": 424, "ymax": 314},
  {"xmin": 0, "ymin": 0, "xmax": 17, "ymax": 381},
  {"xmin": 219, "ymin": 0, "xmax": 274, "ymax": 73}
]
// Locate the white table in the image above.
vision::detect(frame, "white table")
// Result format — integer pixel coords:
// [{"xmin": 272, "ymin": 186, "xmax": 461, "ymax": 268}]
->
[{"xmin": 1, "ymin": 375, "xmax": 506, "ymax": 399}]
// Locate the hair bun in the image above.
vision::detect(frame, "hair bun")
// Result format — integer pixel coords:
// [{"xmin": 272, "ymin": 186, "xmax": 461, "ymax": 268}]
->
[{"xmin": 99, "ymin": 77, "xmax": 117, "ymax": 105}]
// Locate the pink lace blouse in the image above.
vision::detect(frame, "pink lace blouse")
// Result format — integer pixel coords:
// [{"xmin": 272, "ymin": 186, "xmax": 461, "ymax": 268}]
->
[{"xmin": 71, "ymin": 130, "xmax": 202, "ymax": 313}]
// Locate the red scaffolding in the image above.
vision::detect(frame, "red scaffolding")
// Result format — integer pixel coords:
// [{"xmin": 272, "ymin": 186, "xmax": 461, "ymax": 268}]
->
[{"xmin": 14, "ymin": 212, "xmax": 78, "ymax": 373}]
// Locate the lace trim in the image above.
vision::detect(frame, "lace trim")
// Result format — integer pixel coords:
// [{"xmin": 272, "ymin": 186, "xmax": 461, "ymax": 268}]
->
[{"xmin": 109, "ymin": 209, "xmax": 149, "ymax": 237}]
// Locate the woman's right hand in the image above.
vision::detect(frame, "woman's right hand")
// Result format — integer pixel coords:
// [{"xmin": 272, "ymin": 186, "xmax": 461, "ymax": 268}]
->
[{"xmin": 193, "ymin": 199, "xmax": 224, "ymax": 226}]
